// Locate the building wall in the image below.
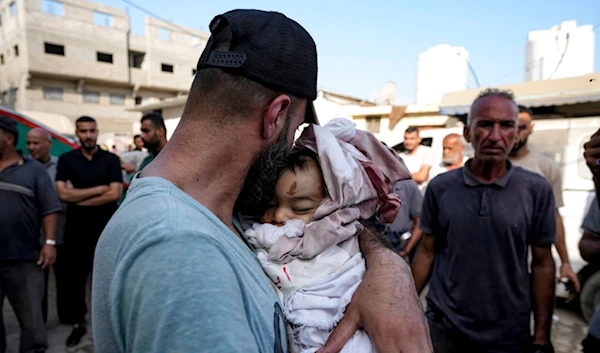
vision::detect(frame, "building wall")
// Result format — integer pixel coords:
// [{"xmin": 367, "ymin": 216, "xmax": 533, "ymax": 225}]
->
[
  {"xmin": 525, "ymin": 21, "xmax": 595, "ymax": 82},
  {"xmin": 0, "ymin": 0, "xmax": 207, "ymax": 133},
  {"xmin": 415, "ymin": 44, "xmax": 469, "ymax": 105}
]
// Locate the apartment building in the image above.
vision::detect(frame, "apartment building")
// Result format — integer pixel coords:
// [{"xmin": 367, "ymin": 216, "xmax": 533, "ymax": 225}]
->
[{"xmin": 0, "ymin": 0, "xmax": 208, "ymax": 133}]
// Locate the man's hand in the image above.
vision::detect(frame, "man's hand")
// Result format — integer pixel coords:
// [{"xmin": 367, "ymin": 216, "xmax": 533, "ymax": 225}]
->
[
  {"xmin": 559, "ymin": 263, "xmax": 581, "ymax": 293},
  {"xmin": 123, "ymin": 163, "xmax": 137, "ymax": 174},
  {"xmin": 317, "ymin": 247, "xmax": 432, "ymax": 353},
  {"xmin": 37, "ymin": 244, "xmax": 56, "ymax": 269},
  {"xmin": 584, "ymin": 128, "xmax": 600, "ymax": 177}
]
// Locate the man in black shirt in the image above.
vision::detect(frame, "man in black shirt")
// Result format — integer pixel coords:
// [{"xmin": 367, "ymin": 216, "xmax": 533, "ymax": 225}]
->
[
  {"xmin": 55, "ymin": 116, "xmax": 122, "ymax": 349},
  {"xmin": 0, "ymin": 116, "xmax": 61, "ymax": 353}
]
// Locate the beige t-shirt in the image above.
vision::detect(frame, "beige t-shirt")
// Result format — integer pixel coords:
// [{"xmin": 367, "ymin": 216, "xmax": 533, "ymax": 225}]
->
[{"xmin": 509, "ymin": 151, "xmax": 564, "ymax": 208}]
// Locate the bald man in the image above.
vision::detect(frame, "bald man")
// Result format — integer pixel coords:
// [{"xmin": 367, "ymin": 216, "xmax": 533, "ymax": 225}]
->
[
  {"xmin": 429, "ymin": 133, "xmax": 466, "ymax": 181},
  {"xmin": 26, "ymin": 128, "xmax": 68, "ymax": 323}
]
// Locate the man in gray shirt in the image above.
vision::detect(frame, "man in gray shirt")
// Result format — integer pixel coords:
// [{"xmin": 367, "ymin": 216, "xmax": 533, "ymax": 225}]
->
[
  {"xmin": 412, "ymin": 89, "xmax": 557, "ymax": 352},
  {"xmin": 384, "ymin": 179, "xmax": 422, "ymax": 261},
  {"xmin": 0, "ymin": 117, "xmax": 61, "ymax": 353},
  {"xmin": 26, "ymin": 127, "xmax": 68, "ymax": 323},
  {"xmin": 579, "ymin": 127, "xmax": 600, "ymax": 353}
]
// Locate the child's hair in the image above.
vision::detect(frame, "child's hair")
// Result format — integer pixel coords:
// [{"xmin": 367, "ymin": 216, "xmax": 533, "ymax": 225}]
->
[{"xmin": 284, "ymin": 148, "xmax": 320, "ymax": 174}]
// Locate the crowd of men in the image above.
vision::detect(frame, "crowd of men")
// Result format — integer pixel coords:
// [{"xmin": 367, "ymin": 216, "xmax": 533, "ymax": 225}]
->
[
  {"xmin": 0, "ymin": 109, "xmax": 174, "ymax": 352},
  {"xmin": 0, "ymin": 9, "xmax": 599, "ymax": 353}
]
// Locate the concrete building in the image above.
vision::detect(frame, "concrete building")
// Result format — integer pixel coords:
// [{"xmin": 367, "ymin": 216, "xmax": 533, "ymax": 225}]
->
[
  {"xmin": 129, "ymin": 88, "xmax": 376, "ymax": 140},
  {"xmin": 0, "ymin": 0, "xmax": 208, "ymax": 133},
  {"xmin": 415, "ymin": 44, "xmax": 469, "ymax": 105},
  {"xmin": 525, "ymin": 20, "xmax": 595, "ymax": 82}
]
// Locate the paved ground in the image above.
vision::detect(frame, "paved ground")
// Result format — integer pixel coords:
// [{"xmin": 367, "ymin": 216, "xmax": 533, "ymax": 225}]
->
[{"xmin": 3, "ymin": 272, "xmax": 591, "ymax": 352}]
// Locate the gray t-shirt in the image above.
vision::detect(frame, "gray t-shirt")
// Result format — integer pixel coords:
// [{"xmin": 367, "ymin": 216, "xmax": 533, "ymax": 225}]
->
[
  {"xmin": 385, "ymin": 179, "xmax": 422, "ymax": 251},
  {"xmin": 420, "ymin": 160, "xmax": 556, "ymax": 346},
  {"xmin": 509, "ymin": 150, "xmax": 564, "ymax": 208},
  {"xmin": 0, "ymin": 157, "xmax": 62, "ymax": 260},
  {"xmin": 582, "ymin": 198, "xmax": 600, "ymax": 339},
  {"xmin": 92, "ymin": 176, "xmax": 287, "ymax": 353}
]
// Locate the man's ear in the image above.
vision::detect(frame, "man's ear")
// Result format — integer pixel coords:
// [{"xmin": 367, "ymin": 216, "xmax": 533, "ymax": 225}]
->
[
  {"xmin": 263, "ymin": 94, "xmax": 291, "ymax": 140},
  {"xmin": 530, "ymin": 122, "xmax": 535, "ymax": 133},
  {"xmin": 463, "ymin": 126, "xmax": 471, "ymax": 143}
]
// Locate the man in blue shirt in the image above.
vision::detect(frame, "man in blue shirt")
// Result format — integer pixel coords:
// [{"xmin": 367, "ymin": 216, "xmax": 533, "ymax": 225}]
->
[
  {"xmin": 93, "ymin": 9, "xmax": 431, "ymax": 353},
  {"xmin": 0, "ymin": 116, "xmax": 61, "ymax": 353}
]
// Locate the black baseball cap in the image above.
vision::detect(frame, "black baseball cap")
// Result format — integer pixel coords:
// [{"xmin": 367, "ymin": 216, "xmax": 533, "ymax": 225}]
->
[{"xmin": 197, "ymin": 9, "xmax": 319, "ymax": 125}]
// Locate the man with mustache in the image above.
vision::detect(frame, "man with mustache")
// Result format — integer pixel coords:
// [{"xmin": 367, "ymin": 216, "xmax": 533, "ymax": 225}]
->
[
  {"xmin": 429, "ymin": 133, "xmax": 466, "ymax": 181},
  {"xmin": 92, "ymin": 9, "xmax": 431, "ymax": 353},
  {"xmin": 55, "ymin": 116, "xmax": 123, "ymax": 349},
  {"xmin": 412, "ymin": 89, "xmax": 557, "ymax": 353},
  {"xmin": 508, "ymin": 105, "xmax": 580, "ymax": 293}
]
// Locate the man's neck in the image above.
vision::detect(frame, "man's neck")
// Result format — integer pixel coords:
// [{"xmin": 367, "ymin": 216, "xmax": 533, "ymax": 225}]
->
[
  {"xmin": 38, "ymin": 154, "xmax": 51, "ymax": 166},
  {"xmin": 509, "ymin": 145, "xmax": 530, "ymax": 159},
  {"xmin": 140, "ymin": 119, "xmax": 257, "ymax": 236},
  {"xmin": 0, "ymin": 150, "xmax": 22, "ymax": 171},
  {"xmin": 469, "ymin": 157, "xmax": 508, "ymax": 183},
  {"xmin": 81, "ymin": 146, "xmax": 98, "ymax": 160},
  {"xmin": 150, "ymin": 140, "xmax": 167, "ymax": 155}
]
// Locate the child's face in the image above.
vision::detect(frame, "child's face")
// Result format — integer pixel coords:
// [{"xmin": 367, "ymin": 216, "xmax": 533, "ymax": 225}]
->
[{"xmin": 261, "ymin": 159, "xmax": 326, "ymax": 225}]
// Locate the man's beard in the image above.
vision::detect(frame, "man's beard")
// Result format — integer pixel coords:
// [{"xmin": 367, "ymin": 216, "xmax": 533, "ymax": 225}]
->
[
  {"xmin": 511, "ymin": 137, "xmax": 528, "ymax": 153},
  {"xmin": 143, "ymin": 140, "xmax": 159, "ymax": 153},
  {"xmin": 235, "ymin": 118, "xmax": 292, "ymax": 217},
  {"xmin": 442, "ymin": 154, "xmax": 460, "ymax": 165},
  {"xmin": 81, "ymin": 140, "xmax": 97, "ymax": 151}
]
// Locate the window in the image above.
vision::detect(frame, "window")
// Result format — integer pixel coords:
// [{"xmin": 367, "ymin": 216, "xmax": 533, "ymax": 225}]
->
[
  {"xmin": 192, "ymin": 68, "xmax": 197, "ymax": 76},
  {"xmin": 365, "ymin": 116, "xmax": 381, "ymax": 134},
  {"xmin": 159, "ymin": 27, "xmax": 170, "ymax": 40},
  {"xmin": 110, "ymin": 93, "xmax": 125, "ymax": 105},
  {"xmin": 93, "ymin": 11, "xmax": 112, "ymax": 27},
  {"xmin": 134, "ymin": 96, "xmax": 143, "ymax": 105},
  {"xmin": 43, "ymin": 87, "xmax": 63, "ymax": 100},
  {"xmin": 83, "ymin": 91, "xmax": 100, "ymax": 104},
  {"xmin": 41, "ymin": 0, "xmax": 63, "ymax": 16},
  {"xmin": 0, "ymin": 55, "xmax": 4, "ymax": 65},
  {"xmin": 129, "ymin": 51, "xmax": 145, "ymax": 68},
  {"xmin": 9, "ymin": 2, "xmax": 16, "ymax": 16},
  {"xmin": 161, "ymin": 63, "xmax": 173, "ymax": 73},
  {"xmin": 13, "ymin": 45, "xmax": 18, "ymax": 57},
  {"xmin": 44, "ymin": 42, "xmax": 64, "ymax": 56},
  {"xmin": 97, "ymin": 52, "xmax": 113, "ymax": 63}
]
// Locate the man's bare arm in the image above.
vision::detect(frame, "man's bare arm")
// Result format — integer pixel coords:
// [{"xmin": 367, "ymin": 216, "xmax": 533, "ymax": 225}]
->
[
  {"xmin": 411, "ymin": 232, "xmax": 436, "ymax": 294},
  {"xmin": 56, "ymin": 181, "xmax": 109, "ymax": 203},
  {"xmin": 531, "ymin": 245, "xmax": 556, "ymax": 345},
  {"xmin": 317, "ymin": 227, "xmax": 432, "ymax": 353},
  {"xmin": 580, "ymin": 232, "xmax": 600, "ymax": 264},
  {"xmin": 412, "ymin": 165, "xmax": 432, "ymax": 184},
  {"xmin": 38, "ymin": 213, "xmax": 58, "ymax": 269},
  {"xmin": 554, "ymin": 211, "xmax": 581, "ymax": 291},
  {"xmin": 76, "ymin": 182, "xmax": 122, "ymax": 206},
  {"xmin": 401, "ymin": 217, "xmax": 423, "ymax": 257}
]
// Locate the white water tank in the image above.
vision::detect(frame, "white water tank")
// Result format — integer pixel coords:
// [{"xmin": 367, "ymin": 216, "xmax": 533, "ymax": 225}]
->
[
  {"xmin": 415, "ymin": 44, "xmax": 469, "ymax": 104},
  {"xmin": 525, "ymin": 21, "xmax": 595, "ymax": 82}
]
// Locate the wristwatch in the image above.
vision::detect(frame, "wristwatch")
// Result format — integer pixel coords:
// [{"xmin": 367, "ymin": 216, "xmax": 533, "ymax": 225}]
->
[{"xmin": 45, "ymin": 239, "xmax": 56, "ymax": 246}]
